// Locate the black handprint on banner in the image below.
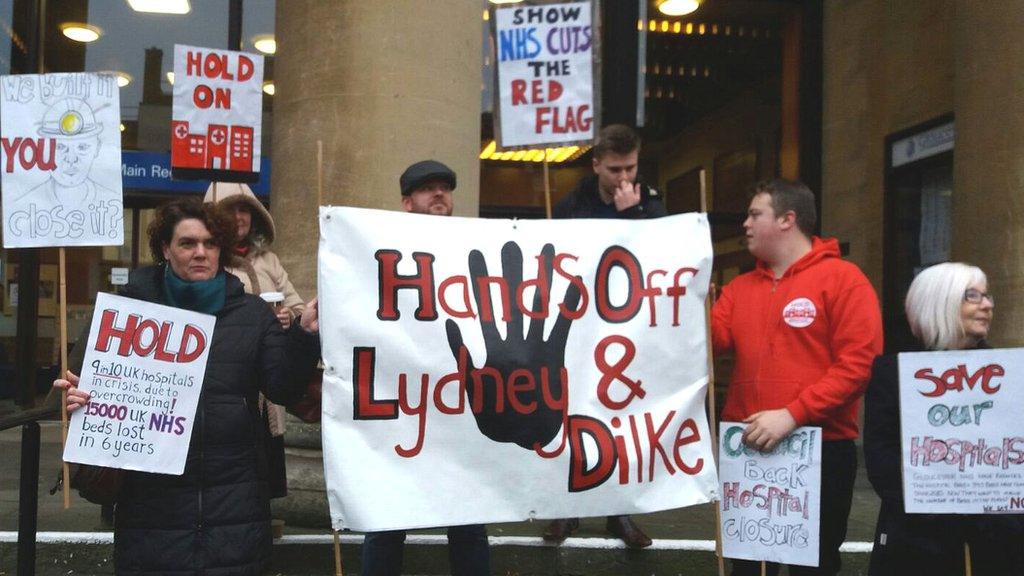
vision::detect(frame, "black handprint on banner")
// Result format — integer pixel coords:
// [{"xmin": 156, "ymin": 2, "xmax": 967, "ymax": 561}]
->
[{"xmin": 446, "ymin": 241, "xmax": 581, "ymax": 450}]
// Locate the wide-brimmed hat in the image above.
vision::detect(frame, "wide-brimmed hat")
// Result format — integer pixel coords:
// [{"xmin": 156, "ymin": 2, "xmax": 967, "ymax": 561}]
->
[{"xmin": 203, "ymin": 182, "xmax": 275, "ymax": 244}]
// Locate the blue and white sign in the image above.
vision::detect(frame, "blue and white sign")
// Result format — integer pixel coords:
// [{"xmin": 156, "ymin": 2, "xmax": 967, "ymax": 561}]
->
[
  {"xmin": 891, "ymin": 121, "xmax": 954, "ymax": 168},
  {"xmin": 121, "ymin": 151, "xmax": 270, "ymax": 197}
]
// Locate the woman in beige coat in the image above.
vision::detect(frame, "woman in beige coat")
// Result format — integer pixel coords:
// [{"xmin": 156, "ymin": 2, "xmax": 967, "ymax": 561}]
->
[{"xmin": 205, "ymin": 182, "xmax": 303, "ymax": 500}]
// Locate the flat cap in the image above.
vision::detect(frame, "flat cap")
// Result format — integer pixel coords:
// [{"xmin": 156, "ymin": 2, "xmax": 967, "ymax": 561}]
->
[{"xmin": 400, "ymin": 160, "xmax": 456, "ymax": 196}]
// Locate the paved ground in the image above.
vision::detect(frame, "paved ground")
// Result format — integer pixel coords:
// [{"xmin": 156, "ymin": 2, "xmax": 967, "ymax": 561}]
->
[{"xmin": 1, "ymin": 400, "xmax": 880, "ymax": 574}]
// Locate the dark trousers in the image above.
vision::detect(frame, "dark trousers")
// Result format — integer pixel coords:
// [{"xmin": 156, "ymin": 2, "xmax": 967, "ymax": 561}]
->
[
  {"xmin": 360, "ymin": 524, "xmax": 490, "ymax": 576},
  {"xmin": 868, "ymin": 499, "xmax": 1024, "ymax": 576},
  {"xmin": 731, "ymin": 440, "xmax": 857, "ymax": 576}
]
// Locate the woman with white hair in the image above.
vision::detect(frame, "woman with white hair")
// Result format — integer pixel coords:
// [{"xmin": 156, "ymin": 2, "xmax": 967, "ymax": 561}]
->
[{"xmin": 863, "ymin": 262, "xmax": 1023, "ymax": 575}]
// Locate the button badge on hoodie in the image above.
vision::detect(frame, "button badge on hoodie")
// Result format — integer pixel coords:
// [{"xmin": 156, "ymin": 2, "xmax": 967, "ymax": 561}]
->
[{"xmin": 783, "ymin": 297, "xmax": 817, "ymax": 328}]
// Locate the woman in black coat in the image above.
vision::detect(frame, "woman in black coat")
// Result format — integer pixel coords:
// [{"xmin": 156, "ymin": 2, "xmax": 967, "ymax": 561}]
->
[
  {"xmin": 56, "ymin": 199, "xmax": 320, "ymax": 575},
  {"xmin": 864, "ymin": 262, "xmax": 1023, "ymax": 576}
]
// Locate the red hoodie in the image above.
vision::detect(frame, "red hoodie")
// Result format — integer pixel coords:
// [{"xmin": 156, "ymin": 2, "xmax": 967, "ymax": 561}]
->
[{"xmin": 711, "ymin": 237, "xmax": 883, "ymax": 440}]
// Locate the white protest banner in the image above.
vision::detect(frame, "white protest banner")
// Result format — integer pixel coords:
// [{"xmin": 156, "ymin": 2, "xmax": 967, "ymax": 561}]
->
[
  {"xmin": 899, "ymin": 348, "xmax": 1024, "ymax": 513},
  {"xmin": 495, "ymin": 1, "xmax": 594, "ymax": 147},
  {"xmin": 0, "ymin": 73, "xmax": 123, "ymax": 248},
  {"xmin": 171, "ymin": 44, "xmax": 263, "ymax": 180},
  {"xmin": 63, "ymin": 292, "xmax": 216, "ymax": 475},
  {"xmin": 319, "ymin": 208, "xmax": 718, "ymax": 532},
  {"xmin": 718, "ymin": 422, "xmax": 822, "ymax": 567}
]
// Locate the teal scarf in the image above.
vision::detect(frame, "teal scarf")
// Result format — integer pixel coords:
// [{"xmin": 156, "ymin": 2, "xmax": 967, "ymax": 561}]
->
[{"xmin": 163, "ymin": 266, "xmax": 226, "ymax": 314}]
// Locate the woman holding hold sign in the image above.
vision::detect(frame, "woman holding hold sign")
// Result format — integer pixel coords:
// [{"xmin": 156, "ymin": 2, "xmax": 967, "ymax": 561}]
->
[
  {"xmin": 54, "ymin": 198, "xmax": 321, "ymax": 575},
  {"xmin": 863, "ymin": 262, "xmax": 1024, "ymax": 575}
]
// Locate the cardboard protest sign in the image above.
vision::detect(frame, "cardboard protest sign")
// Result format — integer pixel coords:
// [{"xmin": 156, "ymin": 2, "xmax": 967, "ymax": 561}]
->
[
  {"xmin": 718, "ymin": 422, "xmax": 822, "ymax": 567},
  {"xmin": 171, "ymin": 44, "xmax": 263, "ymax": 182},
  {"xmin": 0, "ymin": 73, "xmax": 123, "ymax": 248},
  {"xmin": 318, "ymin": 207, "xmax": 718, "ymax": 532},
  {"xmin": 494, "ymin": 1, "xmax": 595, "ymax": 148},
  {"xmin": 899, "ymin": 348, "xmax": 1024, "ymax": 514},
  {"xmin": 63, "ymin": 293, "xmax": 216, "ymax": 475}
]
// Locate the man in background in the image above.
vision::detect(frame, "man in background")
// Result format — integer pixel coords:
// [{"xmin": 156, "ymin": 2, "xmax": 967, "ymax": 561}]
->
[
  {"xmin": 544, "ymin": 124, "xmax": 666, "ymax": 549},
  {"xmin": 360, "ymin": 159, "xmax": 490, "ymax": 576}
]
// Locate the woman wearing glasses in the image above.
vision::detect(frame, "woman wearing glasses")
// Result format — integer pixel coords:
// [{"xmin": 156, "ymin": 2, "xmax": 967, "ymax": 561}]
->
[{"xmin": 863, "ymin": 262, "xmax": 1023, "ymax": 575}]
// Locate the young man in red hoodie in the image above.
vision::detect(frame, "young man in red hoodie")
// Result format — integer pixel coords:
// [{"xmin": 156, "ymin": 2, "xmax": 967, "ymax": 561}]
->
[{"xmin": 712, "ymin": 179, "xmax": 883, "ymax": 576}]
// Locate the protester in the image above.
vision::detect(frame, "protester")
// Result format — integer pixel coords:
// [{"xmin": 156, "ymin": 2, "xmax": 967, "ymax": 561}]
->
[
  {"xmin": 54, "ymin": 198, "xmax": 321, "ymax": 575},
  {"xmin": 543, "ymin": 123, "xmax": 664, "ymax": 549},
  {"xmin": 552, "ymin": 123, "xmax": 666, "ymax": 220},
  {"xmin": 864, "ymin": 262, "xmax": 1024, "ymax": 575},
  {"xmin": 359, "ymin": 160, "xmax": 490, "ymax": 576},
  {"xmin": 711, "ymin": 179, "xmax": 883, "ymax": 575},
  {"xmin": 204, "ymin": 182, "xmax": 304, "ymax": 323},
  {"xmin": 204, "ymin": 182, "xmax": 304, "ymax": 500}
]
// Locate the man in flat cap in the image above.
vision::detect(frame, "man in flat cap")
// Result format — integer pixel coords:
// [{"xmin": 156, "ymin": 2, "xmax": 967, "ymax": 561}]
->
[
  {"xmin": 399, "ymin": 159, "xmax": 456, "ymax": 216},
  {"xmin": 360, "ymin": 160, "xmax": 490, "ymax": 576}
]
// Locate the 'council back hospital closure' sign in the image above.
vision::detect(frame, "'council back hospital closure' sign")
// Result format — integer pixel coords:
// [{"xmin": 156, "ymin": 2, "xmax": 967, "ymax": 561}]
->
[{"xmin": 495, "ymin": 2, "xmax": 594, "ymax": 148}]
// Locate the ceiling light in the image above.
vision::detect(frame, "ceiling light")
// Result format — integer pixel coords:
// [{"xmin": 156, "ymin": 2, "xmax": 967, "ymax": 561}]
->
[
  {"xmin": 657, "ymin": 0, "xmax": 702, "ymax": 17},
  {"xmin": 114, "ymin": 72, "xmax": 131, "ymax": 88},
  {"xmin": 478, "ymin": 140, "xmax": 590, "ymax": 163},
  {"xmin": 479, "ymin": 141, "xmax": 497, "ymax": 159},
  {"xmin": 126, "ymin": 0, "xmax": 191, "ymax": 15},
  {"xmin": 262, "ymin": 81, "xmax": 275, "ymax": 96},
  {"xmin": 60, "ymin": 23, "xmax": 102, "ymax": 43},
  {"xmin": 252, "ymin": 35, "xmax": 276, "ymax": 55},
  {"xmin": 555, "ymin": 146, "xmax": 578, "ymax": 162},
  {"xmin": 119, "ymin": 123, "xmax": 126, "ymax": 132},
  {"xmin": 166, "ymin": 72, "xmax": 174, "ymax": 85},
  {"xmin": 489, "ymin": 0, "xmax": 524, "ymax": 4}
]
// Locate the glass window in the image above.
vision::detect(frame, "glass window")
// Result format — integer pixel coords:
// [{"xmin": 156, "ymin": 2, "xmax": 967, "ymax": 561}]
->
[
  {"xmin": 0, "ymin": 2, "xmax": 276, "ymax": 370},
  {"xmin": 48, "ymin": 1, "xmax": 230, "ymax": 152}
]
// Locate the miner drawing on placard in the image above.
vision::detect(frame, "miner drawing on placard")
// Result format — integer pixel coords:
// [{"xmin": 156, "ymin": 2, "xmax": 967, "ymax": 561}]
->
[{"xmin": 14, "ymin": 97, "xmax": 118, "ymax": 212}]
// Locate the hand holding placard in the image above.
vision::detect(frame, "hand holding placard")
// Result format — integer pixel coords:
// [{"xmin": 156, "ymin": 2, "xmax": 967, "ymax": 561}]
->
[
  {"xmin": 63, "ymin": 293, "xmax": 216, "ymax": 475},
  {"xmin": 719, "ymin": 422, "xmax": 822, "ymax": 568},
  {"xmin": 53, "ymin": 371, "xmax": 89, "ymax": 413}
]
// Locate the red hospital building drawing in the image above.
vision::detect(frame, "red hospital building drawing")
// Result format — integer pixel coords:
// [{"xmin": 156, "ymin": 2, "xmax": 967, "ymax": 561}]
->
[
  {"xmin": 171, "ymin": 120, "xmax": 206, "ymax": 169},
  {"xmin": 229, "ymin": 126, "xmax": 254, "ymax": 172},
  {"xmin": 207, "ymin": 124, "xmax": 229, "ymax": 170},
  {"xmin": 171, "ymin": 120, "xmax": 257, "ymax": 173}
]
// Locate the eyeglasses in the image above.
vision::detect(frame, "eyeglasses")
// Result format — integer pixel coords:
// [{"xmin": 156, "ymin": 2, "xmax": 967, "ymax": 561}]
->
[{"xmin": 964, "ymin": 289, "xmax": 994, "ymax": 305}]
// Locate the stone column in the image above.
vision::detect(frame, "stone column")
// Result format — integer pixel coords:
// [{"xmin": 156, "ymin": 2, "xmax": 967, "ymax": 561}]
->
[
  {"xmin": 267, "ymin": 2, "xmax": 482, "ymax": 528},
  {"xmin": 952, "ymin": 2, "xmax": 1024, "ymax": 347},
  {"xmin": 272, "ymin": 1, "xmax": 482, "ymax": 299}
]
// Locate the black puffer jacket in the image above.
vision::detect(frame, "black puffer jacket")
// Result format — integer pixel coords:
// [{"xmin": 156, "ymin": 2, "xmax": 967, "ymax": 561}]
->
[
  {"xmin": 552, "ymin": 174, "xmax": 667, "ymax": 219},
  {"xmin": 864, "ymin": 346, "xmax": 1024, "ymax": 575},
  {"xmin": 107, "ymin": 265, "xmax": 319, "ymax": 575}
]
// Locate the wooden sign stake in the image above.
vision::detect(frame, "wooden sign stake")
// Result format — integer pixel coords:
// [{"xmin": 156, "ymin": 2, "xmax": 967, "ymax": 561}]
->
[
  {"xmin": 333, "ymin": 529, "xmax": 344, "ymax": 576},
  {"xmin": 699, "ymin": 169, "xmax": 725, "ymax": 576},
  {"xmin": 317, "ymin": 140, "xmax": 324, "ymax": 207},
  {"xmin": 543, "ymin": 149, "xmax": 553, "ymax": 219},
  {"xmin": 59, "ymin": 247, "xmax": 70, "ymax": 509}
]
